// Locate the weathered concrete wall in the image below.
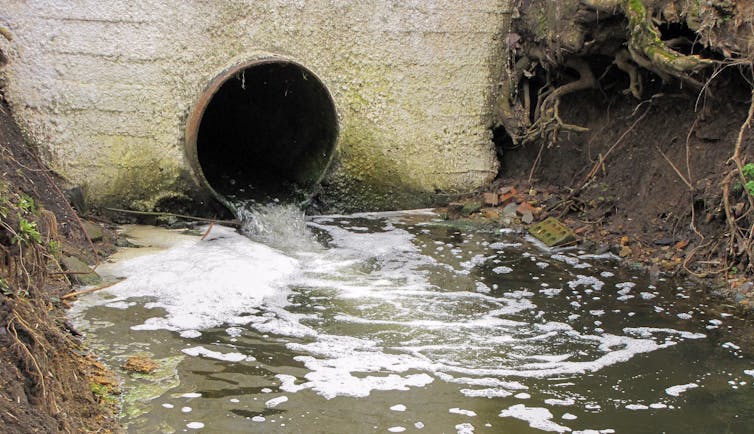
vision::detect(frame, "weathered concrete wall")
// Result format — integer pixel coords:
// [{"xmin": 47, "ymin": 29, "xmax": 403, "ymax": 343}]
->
[{"xmin": 0, "ymin": 1, "xmax": 511, "ymax": 211}]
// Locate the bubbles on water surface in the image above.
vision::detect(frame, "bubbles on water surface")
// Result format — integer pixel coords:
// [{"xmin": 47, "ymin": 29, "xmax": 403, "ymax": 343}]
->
[{"xmin": 70, "ymin": 206, "xmax": 754, "ymax": 433}]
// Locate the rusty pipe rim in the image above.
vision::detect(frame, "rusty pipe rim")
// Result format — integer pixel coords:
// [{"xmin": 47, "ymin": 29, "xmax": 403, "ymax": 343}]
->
[{"xmin": 184, "ymin": 53, "xmax": 339, "ymax": 211}]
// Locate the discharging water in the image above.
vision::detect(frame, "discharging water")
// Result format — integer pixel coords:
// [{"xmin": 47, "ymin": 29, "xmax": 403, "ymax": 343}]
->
[{"xmin": 71, "ymin": 206, "xmax": 754, "ymax": 433}]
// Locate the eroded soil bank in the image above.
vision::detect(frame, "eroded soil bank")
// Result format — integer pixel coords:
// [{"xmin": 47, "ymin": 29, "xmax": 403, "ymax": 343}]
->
[
  {"xmin": 491, "ymin": 69, "xmax": 754, "ymax": 303},
  {"xmin": 0, "ymin": 102, "xmax": 120, "ymax": 433},
  {"xmin": 487, "ymin": 0, "xmax": 754, "ymax": 304}
]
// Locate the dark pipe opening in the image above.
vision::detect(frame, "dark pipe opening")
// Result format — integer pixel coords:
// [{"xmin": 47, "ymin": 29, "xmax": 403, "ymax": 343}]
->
[{"xmin": 191, "ymin": 60, "xmax": 338, "ymax": 204}]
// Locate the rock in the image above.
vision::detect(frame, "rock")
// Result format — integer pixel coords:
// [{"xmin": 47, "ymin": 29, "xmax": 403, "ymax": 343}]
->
[
  {"xmin": 447, "ymin": 203, "xmax": 464, "ymax": 219},
  {"xmin": 461, "ymin": 201, "xmax": 482, "ymax": 216},
  {"xmin": 123, "ymin": 355, "xmax": 158, "ymax": 374},
  {"xmin": 516, "ymin": 201, "xmax": 536, "ymax": 215},
  {"xmin": 501, "ymin": 203, "xmax": 518, "ymax": 219},
  {"xmin": 482, "ymin": 192, "xmax": 499, "ymax": 206},
  {"xmin": 619, "ymin": 246, "xmax": 633, "ymax": 257},
  {"xmin": 521, "ymin": 210, "xmax": 534, "ymax": 224},
  {"xmin": 115, "ymin": 237, "xmax": 137, "ymax": 248},
  {"xmin": 81, "ymin": 220, "xmax": 104, "ymax": 242},
  {"xmin": 64, "ymin": 186, "xmax": 86, "ymax": 213},
  {"xmin": 594, "ymin": 243, "xmax": 610, "ymax": 255},
  {"xmin": 483, "ymin": 208, "xmax": 501, "ymax": 219},
  {"xmin": 61, "ymin": 255, "xmax": 101, "ymax": 286},
  {"xmin": 653, "ymin": 238, "xmax": 675, "ymax": 246}
]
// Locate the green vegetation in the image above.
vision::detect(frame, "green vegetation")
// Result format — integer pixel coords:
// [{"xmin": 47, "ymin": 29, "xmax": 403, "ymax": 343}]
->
[
  {"xmin": 11, "ymin": 195, "xmax": 42, "ymax": 246},
  {"xmin": 14, "ymin": 217, "xmax": 41, "ymax": 245},
  {"xmin": 743, "ymin": 163, "xmax": 754, "ymax": 196},
  {"xmin": 90, "ymin": 382, "xmax": 118, "ymax": 407}
]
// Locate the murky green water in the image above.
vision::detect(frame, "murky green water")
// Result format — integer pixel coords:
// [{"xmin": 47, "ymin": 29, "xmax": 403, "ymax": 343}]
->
[{"xmin": 72, "ymin": 208, "xmax": 754, "ymax": 433}]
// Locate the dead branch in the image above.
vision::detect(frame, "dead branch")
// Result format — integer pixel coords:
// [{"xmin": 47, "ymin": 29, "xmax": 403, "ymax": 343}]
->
[
  {"xmin": 106, "ymin": 208, "xmax": 241, "ymax": 228},
  {"xmin": 655, "ymin": 145, "xmax": 694, "ymax": 190},
  {"xmin": 61, "ymin": 279, "xmax": 125, "ymax": 300}
]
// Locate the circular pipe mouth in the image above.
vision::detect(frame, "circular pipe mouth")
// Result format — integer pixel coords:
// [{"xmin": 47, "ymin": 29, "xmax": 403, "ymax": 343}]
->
[{"xmin": 185, "ymin": 56, "xmax": 338, "ymax": 209}]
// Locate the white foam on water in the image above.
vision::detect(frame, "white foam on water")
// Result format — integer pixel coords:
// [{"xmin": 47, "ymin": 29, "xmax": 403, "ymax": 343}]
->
[
  {"xmin": 489, "ymin": 242, "xmax": 522, "ymax": 250},
  {"xmin": 545, "ymin": 398, "xmax": 575, "ymax": 406},
  {"xmin": 625, "ymin": 404, "xmax": 649, "ymax": 410},
  {"xmin": 186, "ymin": 422, "xmax": 204, "ymax": 429},
  {"xmin": 181, "ymin": 392, "xmax": 201, "ymax": 398},
  {"xmin": 499, "ymin": 404, "xmax": 571, "ymax": 433},
  {"xmin": 492, "ymin": 266, "xmax": 513, "ymax": 274},
  {"xmin": 568, "ymin": 276, "xmax": 604, "ymax": 291},
  {"xmin": 665, "ymin": 383, "xmax": 698, "ymax": 397},
  {"xmin": 562, "ymin": 413, "xmax": 577, "ymax": 420},
  {"xmin": 415, "ymin": 422, "xmax": 425, "ymax": 429},
  {"xmin": 265, "ymin": 396, "xmax": 288, "ymax": 408},
  {"xmin": 88, "ymin": 225, "xmax": 298, "ymax": 332},
  {"xmin": 390, "ymin": 404, "xmax": 407, "ymax": 412},
  {"xmin": 180, "ymin": 330, "xmax": 202, "ymax": 338},
  {"xmin": 388, "ymin": 426, "xmax": 406, "ymax": 432},
  {"xmin": 449, "ymin": 408, "xmax": 477, "ymax": 417},
  {"xmin": 181, "ymin": 346, "xmax": 250, "ymax": 362},
  {"xmin": 456, "ymin": 422, "xmax": 475, "ymax": 434},
  {"xmin": 460, "ymin": 388, "xmax": 513, "ymax": 398},
  {"xmin": 77, "ymin": 208, "xmax": 722, "ymax": 413}
]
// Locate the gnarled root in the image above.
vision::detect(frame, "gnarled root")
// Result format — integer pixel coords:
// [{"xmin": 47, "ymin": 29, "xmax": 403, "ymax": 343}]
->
[
  {"xmin": 616, "ymin": 0, "xmax": 714, "ymax": 90},
  {"xmin": 525, "ymin": 57, "xmax": 597, "ymax": 143}
]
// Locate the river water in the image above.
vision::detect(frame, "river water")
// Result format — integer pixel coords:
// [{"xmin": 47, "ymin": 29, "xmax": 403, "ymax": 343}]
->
[{"xmin": 71, "ymin": 206, "xmax": 754, "ymax": 433}]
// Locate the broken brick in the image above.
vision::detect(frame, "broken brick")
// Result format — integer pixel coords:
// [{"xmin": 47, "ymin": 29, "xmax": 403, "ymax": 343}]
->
[
  {"xmin": 482, "ymin": 192, "xmax": 499, "ymax": 206},
  {"xmin": 499, "ymin": 193, "xmax": 516, "ymax": 206},
  {"xmin": 516, "ymin": 201, "xmax": 536, "ymax": 215}
]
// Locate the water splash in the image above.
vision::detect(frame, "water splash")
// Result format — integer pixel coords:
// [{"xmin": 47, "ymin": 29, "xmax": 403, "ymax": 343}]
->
[{"xmin": 235, "ymin": 200, "xmax": 320, "ymax": 252}]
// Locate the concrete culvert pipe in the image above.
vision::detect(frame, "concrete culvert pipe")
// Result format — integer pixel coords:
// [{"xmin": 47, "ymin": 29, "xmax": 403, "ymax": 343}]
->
[{"xmin": 186, "ymin": 56, "xmax": 338, "ymax": 208}]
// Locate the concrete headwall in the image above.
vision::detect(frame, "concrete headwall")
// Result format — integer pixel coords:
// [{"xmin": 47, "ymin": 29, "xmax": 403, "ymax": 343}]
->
[{"xmin": 0, "ymin": 1, "xmax": 511, "ymax": 211}]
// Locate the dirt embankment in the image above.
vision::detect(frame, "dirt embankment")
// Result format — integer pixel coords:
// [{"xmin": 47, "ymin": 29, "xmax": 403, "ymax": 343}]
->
[
  {"xmin": 490, "ymin": 0, "xmax": 754, "ymax": 302},
  {"xmin": 0, "ymin": 101, "xmax": 120, "ymax": 432}
]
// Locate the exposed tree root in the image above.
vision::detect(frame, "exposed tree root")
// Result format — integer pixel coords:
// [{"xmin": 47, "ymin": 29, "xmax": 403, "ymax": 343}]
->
[
  {"xmin": 498, "ymin": 0, "xmax": 746, "ymax": 146},
  {"xmin": 499, "ymin": 0, "xmax": 754, "ymax": 282}
]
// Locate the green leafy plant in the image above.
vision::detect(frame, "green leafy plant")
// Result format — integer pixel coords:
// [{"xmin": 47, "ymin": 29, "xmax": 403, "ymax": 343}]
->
[
  {"xmin": 90, "ymin": 382, "xmax": 118, "ymax": 406},
  {"xmin": 743, "ymin": 163, "xmax": 754, "ymax": 195},
  {"xmin": 0, "ymin": 278, "xmax": 11, "ymax": 296},
  {"xmin": 742, "ymin": 163, "xmax": 754, "ymax": 180},
  {"xmin": 17, "ymin": 195, "xmax": 35, "ymax": 214},
  {"xmin": 48, "ymin": 239, "xmax": 60, "ymax": 255},
  {"xmin": 14, "ymin": 217, "xmax": 41, "ymax": 245}
]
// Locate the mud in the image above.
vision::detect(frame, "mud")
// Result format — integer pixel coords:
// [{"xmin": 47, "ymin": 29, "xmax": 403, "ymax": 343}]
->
[{"xmin": 498, "ymin": 69, "xmax": 753, "ymax": 302}]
